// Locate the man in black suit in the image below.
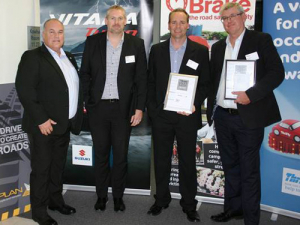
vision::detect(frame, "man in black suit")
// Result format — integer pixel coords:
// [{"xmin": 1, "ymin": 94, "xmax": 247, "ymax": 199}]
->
[
  {"xmin": 147, "ymin": 8, "xmax": 210, "ymax": 223},
  {"xmin": 16, "ymin": 19, "xmax": 83, "ymax": 225},
  {"xmin": 80, "ymin": 5, "xmax": 147, "ymax": 212},
  {"xmin": 207, "ymin": 3, "xmax": 284, "ymax": 225}
]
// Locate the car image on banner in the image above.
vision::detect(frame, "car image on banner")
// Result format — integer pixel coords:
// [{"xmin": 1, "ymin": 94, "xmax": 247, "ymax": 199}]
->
[{"xmin": 269, "ymin": 119, "xmax": 300, "ymax": 155}]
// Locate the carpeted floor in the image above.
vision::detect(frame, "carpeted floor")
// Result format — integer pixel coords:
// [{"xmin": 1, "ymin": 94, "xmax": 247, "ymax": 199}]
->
[{"xmin": 11, "ymin": 190, "xmax": 299, "ymax": 225}]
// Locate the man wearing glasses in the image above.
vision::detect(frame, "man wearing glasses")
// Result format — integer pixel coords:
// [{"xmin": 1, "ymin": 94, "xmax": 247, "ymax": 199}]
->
[{"xmin": 207, "ymin": 3, "xmax": 284, "ymax": 225}]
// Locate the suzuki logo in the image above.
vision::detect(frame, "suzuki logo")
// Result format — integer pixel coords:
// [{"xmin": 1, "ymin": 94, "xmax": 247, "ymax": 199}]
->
[{"xmin": 79, "ymin": 150, "xmax": 85, "ymax": 156}]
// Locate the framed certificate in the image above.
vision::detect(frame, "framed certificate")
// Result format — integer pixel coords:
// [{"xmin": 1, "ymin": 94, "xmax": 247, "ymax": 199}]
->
[
  {"xmin": 225, "ymin": 60, "xmax": 256, "ymax": 100},
  {"xmin": 164, "ymin": 73, "xmax": 198, "ymax": 114}
]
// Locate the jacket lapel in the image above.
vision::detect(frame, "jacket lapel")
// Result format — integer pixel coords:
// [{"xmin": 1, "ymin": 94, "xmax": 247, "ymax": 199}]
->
[
  {"xmin": 118, "ymin": 33, "xmax": 130, "ymax": 79},
  {"xmin": 40, "ymin": 44, "xmax": 67, "ymax": 85},
  {"xmin": 99, "ymin": 33, "xmax": 107, "ymax": 71},
  {"xmin": 179, "ymin": 38, "xmax": 194, "ymax": 74},
  {"xmin": 237, "ymin": 29, "xmax": 249, "ymax": 60},
  {"xmin": 162, "ymin": 39, "xmax": 171, "ymax": 74}
]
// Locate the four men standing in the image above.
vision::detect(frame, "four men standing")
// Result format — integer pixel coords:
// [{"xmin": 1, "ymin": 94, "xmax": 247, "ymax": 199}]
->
[{"xmin": 15, "ymin": 3, "xmax": 284, "ymax": 224}]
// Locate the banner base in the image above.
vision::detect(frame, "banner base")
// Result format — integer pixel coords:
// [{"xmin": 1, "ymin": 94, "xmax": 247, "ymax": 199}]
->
[{"xmin": 63, "ymin": 185, "xmax": 151, "ymax": 196}]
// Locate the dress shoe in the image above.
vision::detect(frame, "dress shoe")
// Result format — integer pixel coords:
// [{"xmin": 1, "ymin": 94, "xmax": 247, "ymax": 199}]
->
[
  {"xmin": 211, "ymin": 211, "xmax": 243, "ymax": 222},
  {"xmin": 48, "ymin": 204, "xmax": 76, "ymax": 215},
  {"xmin": 94, "ymin": 197, "xmax": 108, "ymax": 211},
  {"xmin": 33, "ymin": 215, "xmax": 58, "ymax": 225},
  {"xmin": 147, "ymin": 204, "xmax": 169, "ymax": 216},
  {"xmin": 183, "ymin": 209, "xmax": 200, "ymax": 222},
  {"xmin": 114, "ymin": 198, "xmax": 126, "ymax": 212}
]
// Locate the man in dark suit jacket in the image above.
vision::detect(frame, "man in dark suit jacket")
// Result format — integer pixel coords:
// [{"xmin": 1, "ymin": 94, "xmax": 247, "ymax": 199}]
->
[
  {"xmin": 207, "ymin": 3, "xmax": 284, "ymax": 225},
  {"xmin": 147, "ymin": 8, "xmax": 210, "ymax": 223},
  {"xmin": 15, "ymin": 19, "xmax": 83, "ymax": 225},
  {"xmin": 80, "ymin": 5, "xmax": 147, "ymax": 212}
]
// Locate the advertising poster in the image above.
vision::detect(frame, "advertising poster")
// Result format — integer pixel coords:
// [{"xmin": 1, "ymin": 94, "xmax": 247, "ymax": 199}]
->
[
  {"xmin": 261, "ymin": 0, "xmax": 300, "ymax": 217},
  {"xmin": 40, "ymin": 0, "xmax": 154, "ymax": 191},
  {"xmin": 170, "ymin": 136, "xmax": 224, "ymax": 200},
  {"xmin": 160, "ymin": 0, "xmax": 256, "ymax": 48},
  {"xmin": 0, "ymin": 84, "xmax": 31, "ymax": 221}
]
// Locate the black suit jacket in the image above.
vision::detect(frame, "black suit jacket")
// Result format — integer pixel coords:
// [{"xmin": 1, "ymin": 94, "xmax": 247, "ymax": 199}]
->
[
  {"xmin": 147, "ymin": 38, "xmax": 210, "ymax": 129},
  {"xmin": 80, "ymin": 32, "xmax": 148, "ymax": 118},
  {"xmin": 16, "ymin": 44, "xmax": 83, "ymax": 135},
  {"xmin": 207, "ymin": 29, "xmax": 284, "ymax": 129}
]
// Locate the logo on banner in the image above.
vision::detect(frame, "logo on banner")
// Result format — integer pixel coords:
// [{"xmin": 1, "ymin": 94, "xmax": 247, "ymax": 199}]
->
[
  {"xmin": 79, "ymin": 150, "xmax": 85, "ymax": 156},
  {"xmin": 0, "ymin": 183, "xmax": 30, "ymax": 203},
  {"xmin": 166, "ymin": 0, "xmax": 188, "ymax": 11},
  {"xmin": 282, "ymin": 168, "xmax": 300, "ymax": 197},
  {"xmin": 72, "ymin": 145, "xmax": 93, "ymax": 166}
]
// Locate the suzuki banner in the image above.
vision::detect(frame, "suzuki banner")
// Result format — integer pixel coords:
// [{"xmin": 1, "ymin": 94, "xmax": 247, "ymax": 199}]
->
[{"xmin": 261, "ymin": 0, "xmax": 300, "ymax": 218}]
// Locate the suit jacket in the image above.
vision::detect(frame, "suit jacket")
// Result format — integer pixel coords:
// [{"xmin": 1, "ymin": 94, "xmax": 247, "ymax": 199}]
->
[
  {"xmin": 147, "ymin": 38, "xmax": 210, "ymax": 129},
  {"xmin": 207, "ymin": 29, "xmax": 284, "ymax": 129},
  {"xmin": 15, "ymin": 44, "xmax": 83, "ymax": 135},
  {"xmin": 80, "ymin": 32, "xmax": 148, "ymax": 118}
]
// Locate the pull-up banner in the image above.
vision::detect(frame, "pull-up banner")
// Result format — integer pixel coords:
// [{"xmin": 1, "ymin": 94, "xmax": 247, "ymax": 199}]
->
[{"xmin": 261, "ymin": 0, "xmax": 300, "ymax": 218}]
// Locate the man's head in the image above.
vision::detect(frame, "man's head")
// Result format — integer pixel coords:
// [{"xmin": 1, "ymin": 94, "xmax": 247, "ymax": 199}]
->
[
  {"xmin": 168, "ymin": 8, "xmax": 189, "ymax": 41},
  {"xmin": 220, "ymin": 3, "xmax": 246, "ymax": 37},
  {"xmin": 42, "ymin": 19, "xmax": 64, "ymax": 54},
  {"xmin": 105, "ymin": 5, "xmax": 127, "ymax": 35}
]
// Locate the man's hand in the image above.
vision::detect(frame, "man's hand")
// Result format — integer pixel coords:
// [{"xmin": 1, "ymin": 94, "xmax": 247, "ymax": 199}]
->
[
  {"xmin": 131, "ymin": 109, "xmax": 143, "ymax": 127},
  {"xmin": 38, "ymin": 119, "xmax": 57, "ymax": 136},
  {"xmin": 177, "ymin": 105, "xmax": 196, "ymax": 116},
  {"xmin": 233, "ymin": 91, "xmax": 251, "ymax": 105}
]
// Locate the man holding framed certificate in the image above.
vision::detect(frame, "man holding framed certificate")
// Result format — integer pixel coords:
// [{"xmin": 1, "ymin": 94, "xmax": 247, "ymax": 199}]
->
[
  {"xmin": 207, "ymin": 3, "xmax": 284, "ymax": 225},
  {"xmin": 147, "ymin": 8, "xmax": 210, "ymax": 223}
]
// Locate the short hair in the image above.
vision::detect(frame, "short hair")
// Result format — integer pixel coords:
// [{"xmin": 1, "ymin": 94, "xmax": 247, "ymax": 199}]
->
[
  {"xmin": 168, "ymin": 8, "xmax": 189, "ymax": 23},
  {"xmin": 219, "ymin": 2, "xmax": 245, "ymax": 15},
  {"xmin": 43, "ymin": 18, "xmax": 64, "ymax": 31},
  {"xmin": 106, "ymin": 5, "xmax": 126, "ymax": 19}
]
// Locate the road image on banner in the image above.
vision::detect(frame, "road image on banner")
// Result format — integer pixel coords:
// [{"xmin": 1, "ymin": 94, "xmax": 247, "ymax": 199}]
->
[
  {"xmin": 0, "ymin": 84, "xmax": 31, "ymax": 221},
  {"xmin": 40, "ymin": 0, "xmax": 153, "ymax": 191},
  {"xmin": 160, "ymin": 0, "xmax": 256, "ymax": 48}
]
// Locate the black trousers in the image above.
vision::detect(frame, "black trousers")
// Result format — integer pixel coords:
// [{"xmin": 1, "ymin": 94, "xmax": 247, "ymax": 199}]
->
[
  {"xmin": 152, "ymin": 111, "xmax": 198, "ymax": 211},
  {"xmin": 88, "ymin": 101, "xmax": 131, "ymax": 198},
  {"xmin": 28, "ymin": 128, "xmax": 70, "ymax": 219},
  {"xmin": 214, "ymin": 106, "xmax": 264, "ymax": 225}
]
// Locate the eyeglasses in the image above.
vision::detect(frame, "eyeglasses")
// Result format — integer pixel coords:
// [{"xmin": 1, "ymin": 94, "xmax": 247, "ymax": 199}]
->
[{"xmin": 221, "ymin": 12, "xmax": 243, "ymax": 23}]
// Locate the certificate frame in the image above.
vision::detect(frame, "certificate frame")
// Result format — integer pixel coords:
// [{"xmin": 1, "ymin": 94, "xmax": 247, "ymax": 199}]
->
[
  {"xmin": 224, "ymin": 60, "xmax": 256, "ymax": 100},
  {"xmin": 163, "ymin": 73, "xmax": 198, "ymax": 114}
]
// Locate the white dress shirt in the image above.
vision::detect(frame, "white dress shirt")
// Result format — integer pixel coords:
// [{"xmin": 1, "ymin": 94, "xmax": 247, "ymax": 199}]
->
[
  {"xmin": 216, "ymin": 29, "xmax": 246, "ymax": 109},
  {"xmin": 45, "ymin": 45, "xmax": 79, "ymax": 119}
]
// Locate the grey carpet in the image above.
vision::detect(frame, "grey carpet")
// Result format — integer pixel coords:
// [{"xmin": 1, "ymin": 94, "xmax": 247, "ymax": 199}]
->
[{"xmin": 19, "ymin": 190, "xmax": 299, "ymax": 225}]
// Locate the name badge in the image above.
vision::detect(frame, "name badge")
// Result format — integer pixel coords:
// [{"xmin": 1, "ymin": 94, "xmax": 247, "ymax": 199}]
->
[
  {"xmin": 125, "ymin": 55, "xmax": 135, "ymax": 63},
  {"xmin": 245, "ymin": 52, "xmax": 259, "ymax": 60},
  {"xmin": 186, "ymin": 59, "xmax": 199, "ymax": 70}
]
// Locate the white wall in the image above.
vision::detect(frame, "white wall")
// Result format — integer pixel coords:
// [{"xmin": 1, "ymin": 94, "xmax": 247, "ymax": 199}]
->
[{"xmin": 0, "ymin": 0, "xmax": 40, "ymax": 84}]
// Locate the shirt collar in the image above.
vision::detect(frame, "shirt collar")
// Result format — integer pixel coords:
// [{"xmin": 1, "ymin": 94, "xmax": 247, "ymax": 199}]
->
[
  {"xmin": 45, "ymin": 44, "xmax": 66, "ymax": 57},
  {"xmin": 170, "ymin": 38, "xmax": 187, "ymax": 51},
  {"xmin": 107, "ymin": 32, "xmax": 125, "ymax": 44},
  {"xmin": 226, "ymin": 28, "xmax": 246, "ymax": 46}
]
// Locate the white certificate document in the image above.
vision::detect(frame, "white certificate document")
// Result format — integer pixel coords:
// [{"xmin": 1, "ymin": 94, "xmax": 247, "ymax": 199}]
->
[
  {"xmin": 225, "ymin": 60, "xmax": 256, "ymax": 100},
  {"xmin": 164, "ymin": 73, "xmax": 198, "ymax": 114}
]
